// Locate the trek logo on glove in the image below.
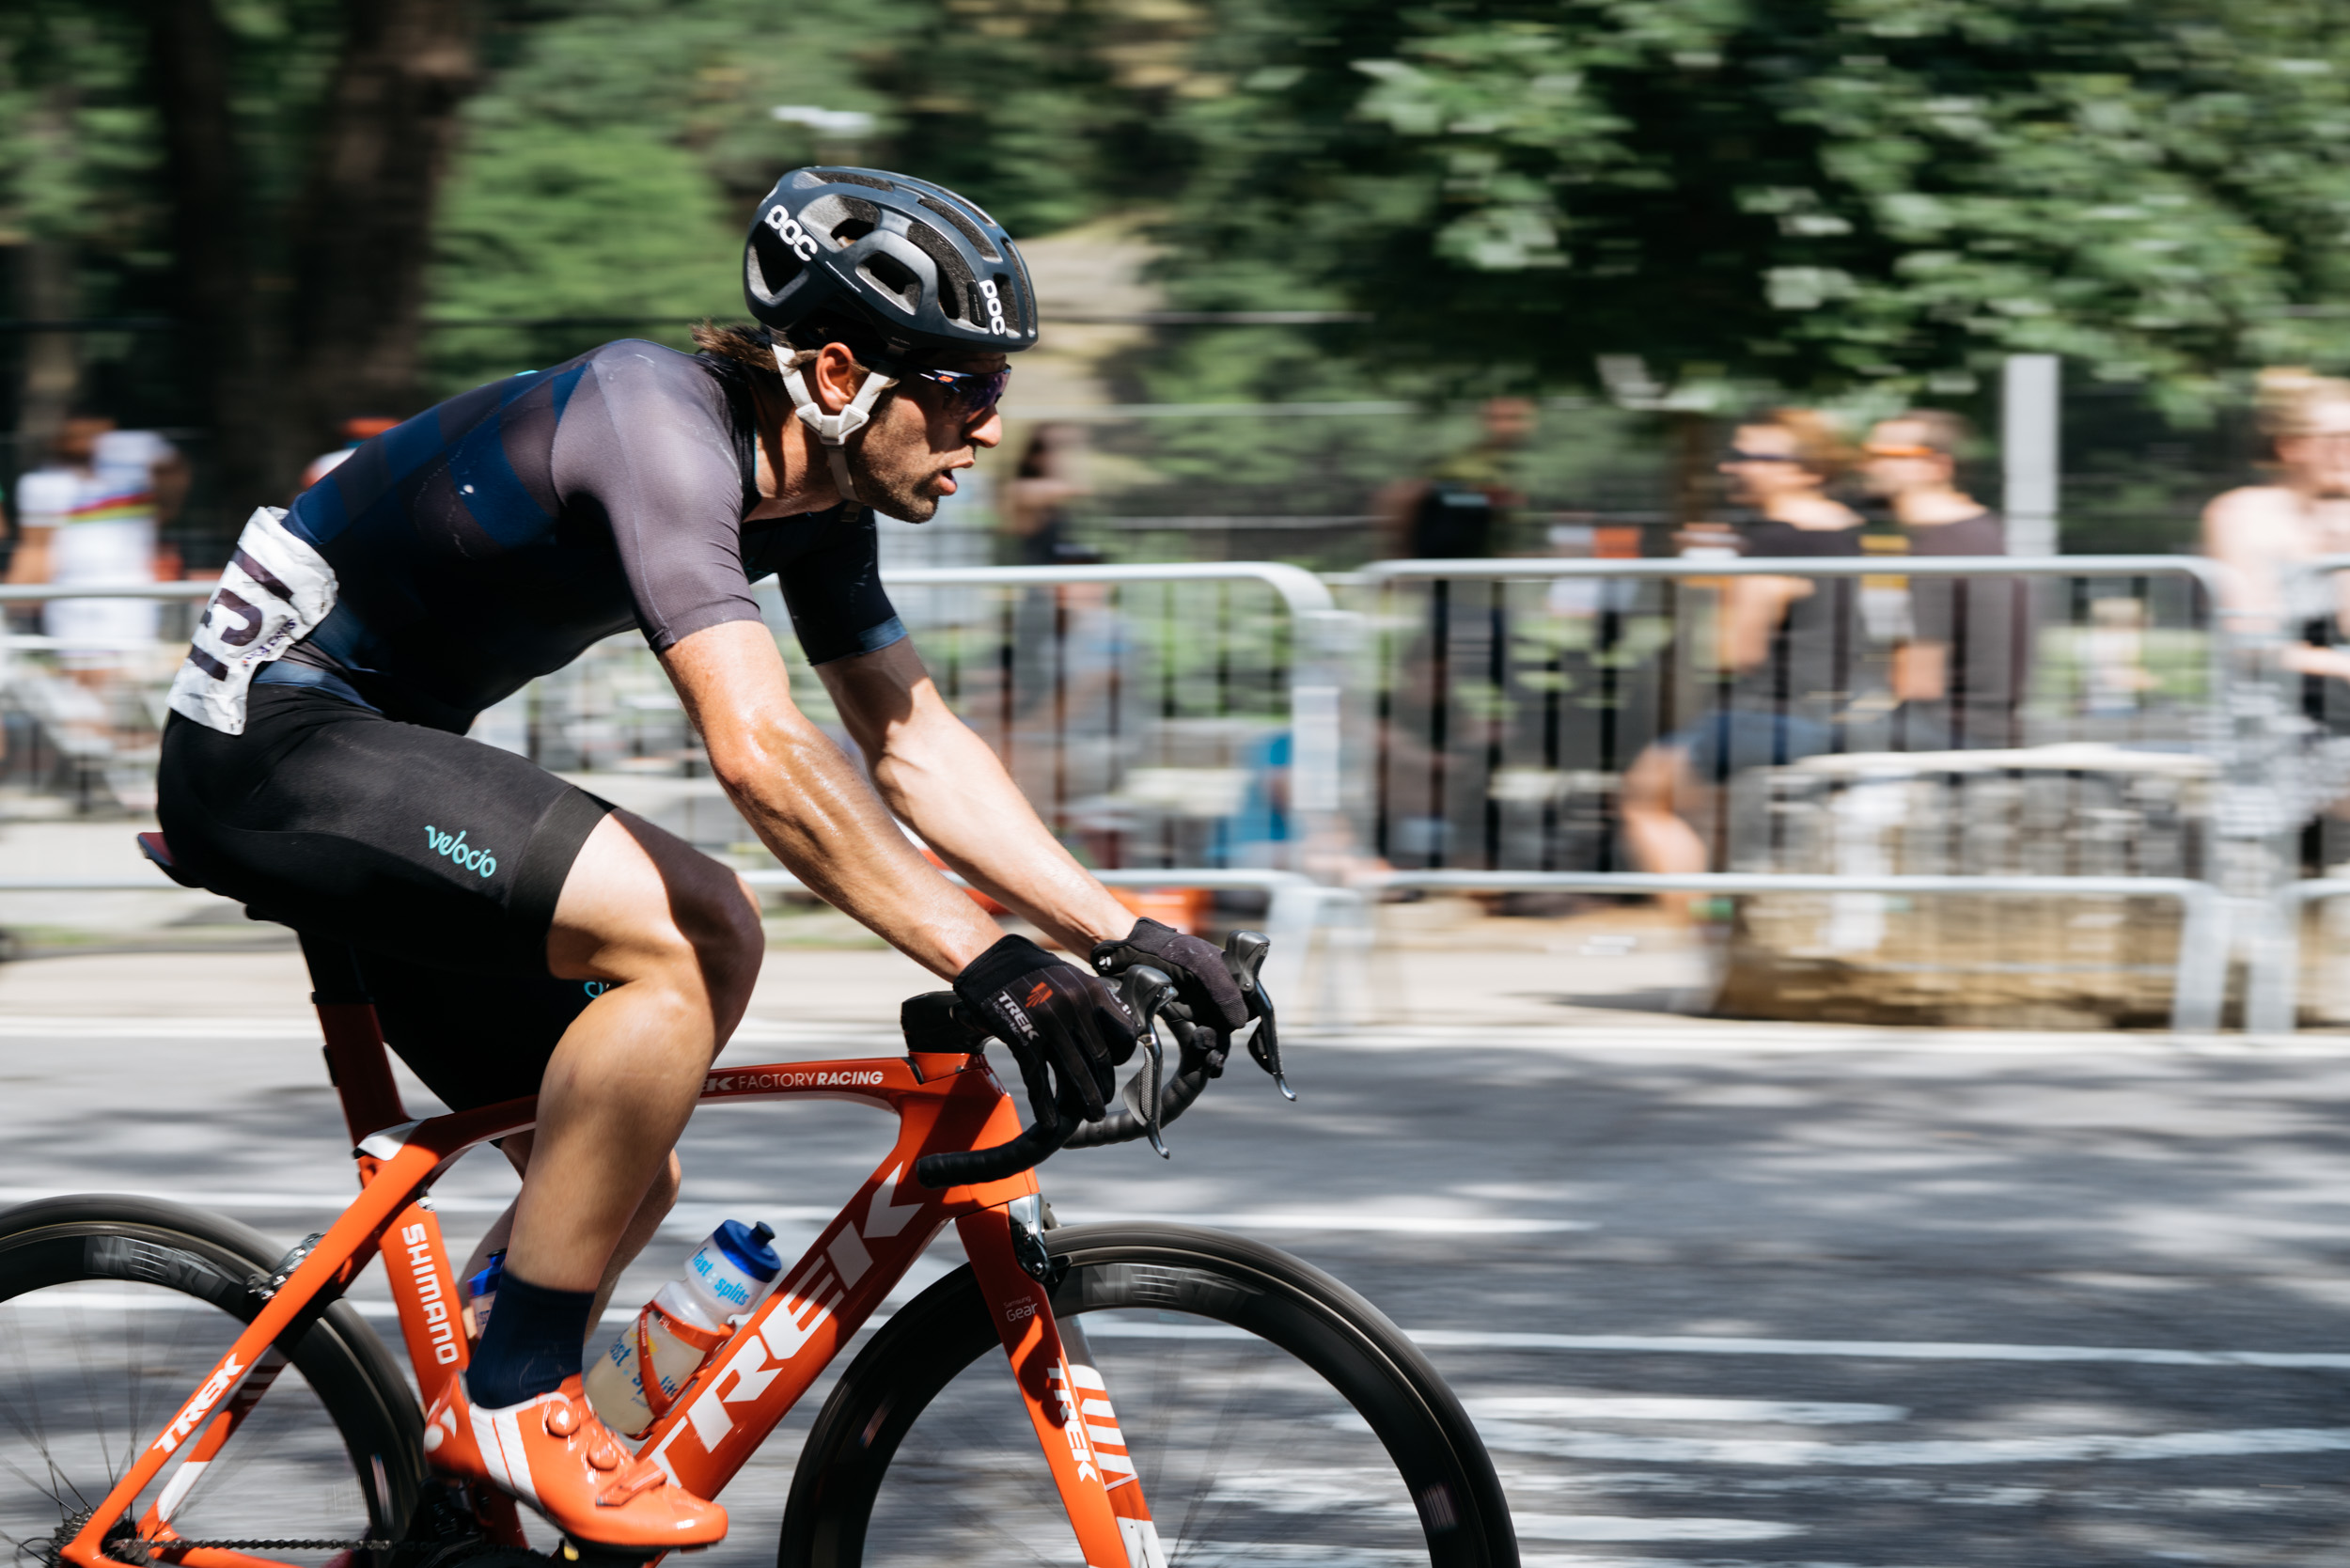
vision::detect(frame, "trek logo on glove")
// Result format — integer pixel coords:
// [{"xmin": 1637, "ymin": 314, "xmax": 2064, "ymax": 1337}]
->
[
  {"xmin": 1025, "ymin": 980, "xmax": 1053, "ymax": 1008},
  {"xmin": 989, "ymin": 990, "xmax": 1040, "ymax": 1042}
]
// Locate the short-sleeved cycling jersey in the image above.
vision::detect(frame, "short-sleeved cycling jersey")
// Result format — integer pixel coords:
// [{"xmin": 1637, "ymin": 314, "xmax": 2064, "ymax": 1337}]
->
[{"xmin": 264, "ymin": 339, "xmax": 905, "ymax": 732}]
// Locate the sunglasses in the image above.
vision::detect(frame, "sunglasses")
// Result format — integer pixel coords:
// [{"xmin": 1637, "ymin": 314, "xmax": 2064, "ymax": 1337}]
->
[
  {"xmin": 904, "ymin": 365, "xmax": 1011, "ymax": 420},
  {"xmin": 1723, "ymin": 449, "xmax": 1803, "ymax": 463}
]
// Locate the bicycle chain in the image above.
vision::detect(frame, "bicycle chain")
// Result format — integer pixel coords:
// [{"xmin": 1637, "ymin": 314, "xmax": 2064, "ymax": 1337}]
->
[{"xmin": 104, "ymin": 1540, "xmax": 395, "ymax": 1561}]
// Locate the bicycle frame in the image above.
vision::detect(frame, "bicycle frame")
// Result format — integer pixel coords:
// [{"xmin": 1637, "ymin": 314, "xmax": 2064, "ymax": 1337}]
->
[{"xmin": 59, "ymin": 962, "xmax": 1159, "ymax": 1568}]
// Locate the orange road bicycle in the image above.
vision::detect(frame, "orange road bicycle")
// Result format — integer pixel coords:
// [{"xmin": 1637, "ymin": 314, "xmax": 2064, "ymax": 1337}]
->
[{"xmin": 0, "ymin": 835, "xmax": 1515, "ymax": 1568}]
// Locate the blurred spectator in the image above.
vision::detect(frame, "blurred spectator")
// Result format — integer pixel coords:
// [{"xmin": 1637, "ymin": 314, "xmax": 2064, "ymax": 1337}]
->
[
  {"xmin": 1862, "ymin": 410, "xmax": 2024, "ymax": 748},
  {"xmin": 1000, "ymin": 423, "xmax": 1089, "ymax": 566},
  {"xmin": 1380, "ymin": 396, "xmax": 1538, "ymax": 558},
  {"xmin": 296, "ymin": 416, "xmax": 402, "ymax": 497},
  {"xmin": 1619, "ymin": 409, "xmax": 1863, "ymax": 917},
  {"xmin": 10, "ymin": 410, "xmax": 187, "ymax": 682},
  {"xmin": 2202, "ymin": 369, "xmax": 2350, "ymax": 697}
]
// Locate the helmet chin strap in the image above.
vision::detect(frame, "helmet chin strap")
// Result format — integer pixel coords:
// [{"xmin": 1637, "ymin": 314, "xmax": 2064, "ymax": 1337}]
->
[{"xmin": 774, "ymin": 345, "xmax": 898, "ymax": 505}]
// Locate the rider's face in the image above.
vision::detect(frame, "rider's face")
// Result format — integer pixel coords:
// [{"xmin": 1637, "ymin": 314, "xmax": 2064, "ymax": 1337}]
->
[{"xmin": 850, "ymin": 353, "xmax": 1008, "ymax": 524}]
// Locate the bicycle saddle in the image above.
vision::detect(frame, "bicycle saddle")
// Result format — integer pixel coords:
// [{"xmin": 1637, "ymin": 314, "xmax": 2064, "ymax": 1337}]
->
[{"xmin": 134, "ymin": 830, "xmax": 203, "ymax": 888}]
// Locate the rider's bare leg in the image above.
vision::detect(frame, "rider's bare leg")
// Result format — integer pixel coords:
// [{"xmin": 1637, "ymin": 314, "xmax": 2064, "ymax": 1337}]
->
[
  {"xmin": 511, "ymin": 810, "xmax": 760, "ymax": 1289},
  {"xmin": 458, "ymin": 1142, "xmax": 683, "ymax": 1326},
  {"xmin": 465, "ymin": 810, "xmax": 760, "ymax": 1403}
]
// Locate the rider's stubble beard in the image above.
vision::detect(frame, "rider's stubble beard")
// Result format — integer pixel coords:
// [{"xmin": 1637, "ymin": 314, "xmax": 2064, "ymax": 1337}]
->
[{"xmin": 846, "ymin": 395, "xmax": 949, "ymax": 524}]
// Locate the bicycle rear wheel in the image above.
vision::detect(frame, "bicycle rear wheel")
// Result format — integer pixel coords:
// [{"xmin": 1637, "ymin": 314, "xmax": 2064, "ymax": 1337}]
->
[
  {"xmin": 781, "ymin": 1222, "xmax": 1515, "ymax": 1568},
  {"xmin": 0, "ymin": 1196, "xmax": 425, "ymax": 1566}
]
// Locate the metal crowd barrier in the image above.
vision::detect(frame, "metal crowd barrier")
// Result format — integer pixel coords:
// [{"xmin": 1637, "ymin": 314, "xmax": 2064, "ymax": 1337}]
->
[
  {"xmin": 2240, "ymin": 554, "xmax": 2350, "ymax": 1032},
  {"xmin": 0, "ymin": 560, "xmax": 2293, "ymax": 1034},
  {"xmin": 1343, "ymin": 557, "xmax": 2244, "ymax": 1030}
]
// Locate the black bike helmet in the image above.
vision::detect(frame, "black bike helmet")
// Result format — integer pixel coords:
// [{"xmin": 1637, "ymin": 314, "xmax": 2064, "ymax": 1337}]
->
[{"xmin": 744, "ymin": 166, "xmax": 1039, "ymax": 364}]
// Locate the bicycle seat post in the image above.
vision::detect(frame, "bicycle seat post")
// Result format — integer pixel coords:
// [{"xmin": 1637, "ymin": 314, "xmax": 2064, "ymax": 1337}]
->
[{"xmin": 297, "ymin": 931, "xmax": 411, "ymax": 1148}]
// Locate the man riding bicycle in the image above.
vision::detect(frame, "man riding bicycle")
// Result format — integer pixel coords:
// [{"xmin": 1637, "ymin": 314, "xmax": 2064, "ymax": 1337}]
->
[{"xmin": 155, "ymin": 167, "xmax": 1251, "ymax": 1551}]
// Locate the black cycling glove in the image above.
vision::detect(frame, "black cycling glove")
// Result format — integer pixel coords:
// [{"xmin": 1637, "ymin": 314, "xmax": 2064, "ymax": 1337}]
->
[
  {"xmin": 954, "ymin": 934, "xmax": 1139, "ymax": 1125},
  {"xmin": 1091, "ymin": 918, "xmax": 1249, "ymax": 1036}
]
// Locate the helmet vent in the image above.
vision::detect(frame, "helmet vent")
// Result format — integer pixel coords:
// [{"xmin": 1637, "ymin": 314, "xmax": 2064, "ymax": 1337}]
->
[
  {"xmin": 995, "ymin": 272, "xmax": 1033, "ymax": 334},
  {"xmin": 917, "ymin": 195, "xmax": 1001, "ymax": 261},
  {"xmin": 802, "ymin": 193, "xmax": 880, "ymax": 247},
  {"xmin": 902, "ymin": 218, "xmax": 979, "ymax": 324},
  {"xmin": 814, "ymin": 168, "xmax": 897, "ymax": 192},
  {"xmin": 748, "ymin": 237, "xmax": 806, "ymax": 299},
  {"xmin": 858, "ymin": 251, "xmax": 922, "ymax": 314}
]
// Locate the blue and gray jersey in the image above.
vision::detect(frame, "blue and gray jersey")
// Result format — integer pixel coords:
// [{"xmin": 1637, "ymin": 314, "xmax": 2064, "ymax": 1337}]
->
[{"xmin": 267, "ymin": 339, "xmax": 904, "ymax": 732}]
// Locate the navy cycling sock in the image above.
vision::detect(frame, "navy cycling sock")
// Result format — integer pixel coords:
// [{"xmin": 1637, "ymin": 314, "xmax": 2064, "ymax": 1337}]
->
[{"xmin": 465, "ymin": 1267, "xmax": 594, "ymax": 1407}]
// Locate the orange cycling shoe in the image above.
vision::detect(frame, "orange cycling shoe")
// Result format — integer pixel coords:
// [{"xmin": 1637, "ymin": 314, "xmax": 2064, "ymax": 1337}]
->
[{"xmin": 421, "ymin": 1372, "xmax": 728, "ymax": 1549}]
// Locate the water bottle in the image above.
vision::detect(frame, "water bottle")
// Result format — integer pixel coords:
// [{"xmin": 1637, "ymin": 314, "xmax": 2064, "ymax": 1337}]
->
[
  {"xmin": 584, "ymin": 1220, "xmax": 780, "ymax": 1437},
  {"xmin": 463, "ymin": 1250, "xmax": 505, "ymax": 1341}
]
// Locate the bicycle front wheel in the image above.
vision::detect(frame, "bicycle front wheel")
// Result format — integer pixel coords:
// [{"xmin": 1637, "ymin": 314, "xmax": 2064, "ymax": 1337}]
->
[
  {"xmin": 0, "ymin": 1196, "xmax": 425, "ymax": 1566},
  {"xmin": 782, "ymin": 1222, "xmax": 1515, "ymax": 1568}
]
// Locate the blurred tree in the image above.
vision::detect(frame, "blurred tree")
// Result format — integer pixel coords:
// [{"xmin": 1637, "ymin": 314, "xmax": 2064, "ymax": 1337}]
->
[
  {"xmin": 1154, "ymin": 0, "xmax": 2350, "ymax": 417},
  {"xmin": 1, "ymin": 0, "xmax": 478, "ymax": 511}
]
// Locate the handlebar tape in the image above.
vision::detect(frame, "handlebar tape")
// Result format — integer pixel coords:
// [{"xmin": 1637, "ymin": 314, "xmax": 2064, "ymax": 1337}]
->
[
  {"xmin": 1061, "ymin": 1062, "xmax": 1214, "ymax": 1149},
  {"xmin": 912, "ymin": 1112, "xmax": 1076, "ymax": 1190}
]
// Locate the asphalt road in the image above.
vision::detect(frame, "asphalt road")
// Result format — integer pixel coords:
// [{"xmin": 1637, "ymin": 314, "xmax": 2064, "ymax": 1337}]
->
[{"xmin": 4, "ymin": 949, "xmax": 2350, "ymax": 1567}]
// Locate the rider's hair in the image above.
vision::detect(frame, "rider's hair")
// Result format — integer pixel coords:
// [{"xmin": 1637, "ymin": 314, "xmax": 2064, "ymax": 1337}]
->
[{"xmin": 692, "ymin": 320, "xmax": 897, "ymax": 415}]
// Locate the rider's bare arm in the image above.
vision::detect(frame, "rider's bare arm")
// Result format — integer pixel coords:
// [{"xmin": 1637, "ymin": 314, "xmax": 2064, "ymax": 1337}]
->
[
  {"xmin": 817, "ymin": 637, "xmax": 1136, "ymax": 954},
  {"xmin": 661, "ymin": 619, "xmax": 1005, "ymax": 979}
]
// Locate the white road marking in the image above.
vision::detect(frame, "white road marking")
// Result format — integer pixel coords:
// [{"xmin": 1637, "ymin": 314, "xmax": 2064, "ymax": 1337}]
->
[
  {"xmin": 1468, "ymin": 1395, "xmax": 1905, "ymax": 1425},
  {"xmin": 1513, "ymin": 1513, "xmax": 1802, "ymax": 1542},
  {"xmin": 0, "ymin": 1187, "xmax": 1586, "ymax": 1237},
  {"xmin": 1285, "ymin": 1026, "xmax": 2350, "ymax": 1058},
  {"xmin": 1064, "ymin": 1211, "xmax": 1590, "ymax": 1234},
  {"xmin": 0, "ymin": 1186, "xmax": 841, "ymax": 1221},
  {"xmin": 1476, "ymin": 1419, "xmax": 2350, "ymax": 1466},
  {"xmin": 1407, "ymin": 1327, "xmax": 2350, "ymax": 1369},
  {"xmin": 0, "ymin": 1014, "xmax": 841, "ymax": 1043},
  {"xmin": 14, "ymin": 1012, "xmax": 2350, "ymax": 1059}
]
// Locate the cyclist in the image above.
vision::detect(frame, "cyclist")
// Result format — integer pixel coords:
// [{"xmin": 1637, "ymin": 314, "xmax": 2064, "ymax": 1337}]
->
[{"xmin": 154, "ymin": 167, "xmax": 1250, "ymax": 1551}]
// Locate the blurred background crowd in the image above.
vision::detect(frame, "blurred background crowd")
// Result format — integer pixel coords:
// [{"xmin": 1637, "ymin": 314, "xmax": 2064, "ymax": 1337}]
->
[{"xmin": 10, "ymin": 0, "xmax": 2350, "ymax": 1027}]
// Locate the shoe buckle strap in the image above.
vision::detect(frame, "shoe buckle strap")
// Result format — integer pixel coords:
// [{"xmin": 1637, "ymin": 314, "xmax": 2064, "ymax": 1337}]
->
[{"xmin": 595, "ymin": 1454, "xmax": 673, "ymax": 1507}]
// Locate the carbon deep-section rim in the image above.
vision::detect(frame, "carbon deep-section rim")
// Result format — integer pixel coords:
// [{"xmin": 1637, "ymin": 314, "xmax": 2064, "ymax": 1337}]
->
[
  {"xmin": 0, "ymin": 1196, "xmax": 425, "ymax": 1566},
  {"xmin": 778, "ymin": 1222, "xmax": 1516, "ymax": 1568}
]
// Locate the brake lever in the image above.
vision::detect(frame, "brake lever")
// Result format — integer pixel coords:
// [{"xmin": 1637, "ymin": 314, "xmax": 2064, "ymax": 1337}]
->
[
  {"xmin": 1119, "ymin": 964, "xmax": 1179, "ymax": 1157},
  {"xmin": 1223, "ymin": 931, "xmax": 1292, "ymax": 1101}
]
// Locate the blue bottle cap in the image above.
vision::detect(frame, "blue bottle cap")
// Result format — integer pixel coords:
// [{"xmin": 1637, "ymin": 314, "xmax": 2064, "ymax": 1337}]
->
[{"xmin": 710, "ymin": 1219, "xmax": 782, "ymax": 1281}]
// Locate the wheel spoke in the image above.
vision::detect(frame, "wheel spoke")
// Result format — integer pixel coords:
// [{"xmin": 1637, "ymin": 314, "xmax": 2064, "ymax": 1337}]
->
[
  {"xmin": 0, "ymin": 1223, "xmax": 400, "ymax": 1560},
  {"xmin": 807, "ymin": 1232, "xmax": 1504, "ymax": 1568}
]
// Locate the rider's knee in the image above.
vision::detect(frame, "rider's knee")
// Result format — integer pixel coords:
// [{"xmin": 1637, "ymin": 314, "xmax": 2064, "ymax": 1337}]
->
[{"xmin": 668, "ymin": 865, "xmax": 763, "ymax": 1007}]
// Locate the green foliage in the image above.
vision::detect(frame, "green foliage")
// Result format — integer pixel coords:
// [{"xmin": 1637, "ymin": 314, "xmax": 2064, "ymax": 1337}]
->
[
  {"xmin": 422, "ymin": 0, "xmax": 1204, "ymax": 386},
  {"xmin": 1155, "ymin": 0, "xmax": 2350, "ymax": 416}
]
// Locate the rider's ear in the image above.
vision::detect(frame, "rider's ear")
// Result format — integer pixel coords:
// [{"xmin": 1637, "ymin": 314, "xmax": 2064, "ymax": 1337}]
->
[{"xmin": 814, "ymin": 343, "xmax": 865, "ymax": 414}]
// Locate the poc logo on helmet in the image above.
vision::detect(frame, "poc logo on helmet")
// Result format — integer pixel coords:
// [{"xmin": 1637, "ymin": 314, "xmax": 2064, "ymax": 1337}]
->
[
  {"xmin": 978, "ymin": 278, "xmax": 1012, "ymax": 337},
  {"xmin": 425, "ymin": 825, "xmax": 497, "ymax": 879},
  {"xmin": 764, "ymin": 206, "xmax": 820, "ymax": 262}
]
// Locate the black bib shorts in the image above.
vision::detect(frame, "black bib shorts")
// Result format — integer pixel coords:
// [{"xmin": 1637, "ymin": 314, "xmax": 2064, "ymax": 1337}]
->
[{"xmin": 158, "ymin": 685, "xmax": 615, "ymax": 1108}]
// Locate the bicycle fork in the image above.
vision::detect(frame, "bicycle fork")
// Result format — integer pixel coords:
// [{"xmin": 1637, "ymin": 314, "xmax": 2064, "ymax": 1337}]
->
[{"xmin": 958, "ymin": 1201, "xmax": 1166, "ymax": 1568}]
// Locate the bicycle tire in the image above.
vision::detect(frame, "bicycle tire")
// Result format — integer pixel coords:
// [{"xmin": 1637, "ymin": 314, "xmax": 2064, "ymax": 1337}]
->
[
  {"xmin": 0, "ymin": 1195, "xmax": 427, "ymax": 1564},
  {"xmin": 779, "ymin": 1222, "xmax": 1516, "ymax": 1568}
]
